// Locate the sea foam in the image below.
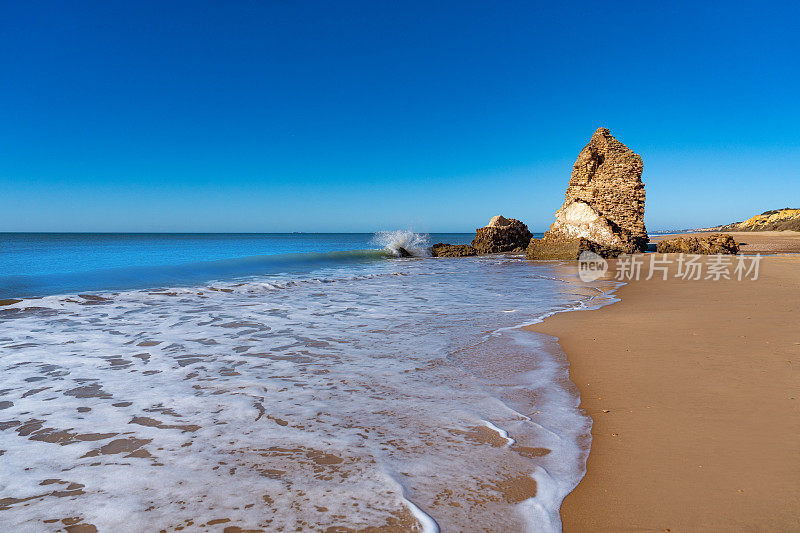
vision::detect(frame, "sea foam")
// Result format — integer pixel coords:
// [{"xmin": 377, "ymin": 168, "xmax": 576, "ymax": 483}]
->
[{"xmin": 0, "ymin": 254, "xmax": 616, "ymax": 531}]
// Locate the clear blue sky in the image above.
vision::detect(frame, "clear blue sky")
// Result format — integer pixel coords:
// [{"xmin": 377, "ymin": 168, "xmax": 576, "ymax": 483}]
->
[{"xmin": 1, "ymin": 1, "xmax": 798, "ymax": 233}]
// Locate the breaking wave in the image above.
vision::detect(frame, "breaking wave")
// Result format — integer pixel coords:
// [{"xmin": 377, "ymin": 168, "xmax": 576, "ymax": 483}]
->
[
  {"xmin": 371, "ymin": 230, "xmax": 431, "ymax": 257},
  {"xmin": 0, "ymin": 251, "xmax": 615, "ymax": 532},
  {"xmin": 1, "ymin": 231, "xmax": 433, "ymax": 299},
  {"xmin": 0, "ymin": 249, "xmax": 390, "ymax": 299}
]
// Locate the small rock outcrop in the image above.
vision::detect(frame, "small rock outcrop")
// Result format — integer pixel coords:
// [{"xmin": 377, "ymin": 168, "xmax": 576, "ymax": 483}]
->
[
  {"xmin": 527, "ymin": 236, "xmax": 631, "ymax": 260},
  {"xmin": 656, "ymin": 234, "xmax": 739, "ymax": 254},
  {"xmin": 431, "ymin": 243, "xmax": 478, "ymax": 257},
  {"xmin": 472, "ymin": 216, "xmax": 532, "ymax": 254},
  {"xmin": 527, "ymin": 127, "xmax": 648, "ymax": 260}
]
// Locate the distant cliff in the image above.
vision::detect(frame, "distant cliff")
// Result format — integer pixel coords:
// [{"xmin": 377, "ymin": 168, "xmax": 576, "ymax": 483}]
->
[{"xmin": 704, "ymin": 208, "xmax": 800, "ymax": 232}]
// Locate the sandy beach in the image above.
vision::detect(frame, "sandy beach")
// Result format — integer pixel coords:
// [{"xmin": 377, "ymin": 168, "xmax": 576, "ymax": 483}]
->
[
  {"xmin": 4, "ymin": 3, "xmax": 798, "ymax": 529},
  {"xmin": 528, "ymin": 236, "xmax": 800, "ymax": 531}
]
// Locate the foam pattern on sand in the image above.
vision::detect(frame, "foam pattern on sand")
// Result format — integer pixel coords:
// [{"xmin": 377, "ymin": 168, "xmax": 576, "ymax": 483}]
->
[{"xmin": 0, "ymin": 257, "xmax": 616, "ymax": 531}]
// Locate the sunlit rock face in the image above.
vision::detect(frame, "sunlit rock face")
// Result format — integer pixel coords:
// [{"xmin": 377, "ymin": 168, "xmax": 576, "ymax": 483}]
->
[
  {"xmin": 550, "ymin": 201, "xmax": 623, "ymax": 247},
  {"xmin": 657, "ymin": 234, "xmax": 739, "ymax": 254},
  {"xmin": 486, "ymin": 215, "xmax": 510, "ymax": 228},
  {"xmin": 527, "ymin": 127, "xmax": 648, "ymax": 260},
  {"xmin": 472, "ymin": 216, "xmax": 533, "ymax": 254}
]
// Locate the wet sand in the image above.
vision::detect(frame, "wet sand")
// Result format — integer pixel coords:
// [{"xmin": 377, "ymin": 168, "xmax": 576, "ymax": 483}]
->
[{"xmin": 527, "ymin": 250, "xmax": 800, "ymax": 531}]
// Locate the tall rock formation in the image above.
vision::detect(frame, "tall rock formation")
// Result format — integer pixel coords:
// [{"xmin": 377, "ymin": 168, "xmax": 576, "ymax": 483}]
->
[
  {"xmin": 527, "ymin": 127, "xmax": 648, "ymax": 259},
  {"xmin": 472, "ymin": 215, "xmax": 533, "ymax": 254}
]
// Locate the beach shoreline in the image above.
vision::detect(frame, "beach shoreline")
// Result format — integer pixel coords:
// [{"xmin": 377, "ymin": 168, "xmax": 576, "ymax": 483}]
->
[
  {"xmin": 0, "ymin": 240, "xmax": 598, "ymax": 532},
  {"xmin": 526, "ymin": 249, "xmax": 800, "ymax": 531}
]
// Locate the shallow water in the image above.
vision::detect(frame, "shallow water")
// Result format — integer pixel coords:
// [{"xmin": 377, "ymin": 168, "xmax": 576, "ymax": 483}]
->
[{"xmin": 0, "ymin": 235, "xmax": 615, "ymax": 532}]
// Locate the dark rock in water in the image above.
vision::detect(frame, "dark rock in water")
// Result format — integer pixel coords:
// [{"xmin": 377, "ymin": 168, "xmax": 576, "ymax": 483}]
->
[
  {"xmin": 527, "ymin": 127, "xmax": 648, "ymax": 260},
  {"xmin": 431, "ymin": 243, "xmax": 478, "ymax": 257},
  {"xmin": 526, "ymin": 236, "xmax": 628, "ymax": 260},
  {"xmin": 472, "ymin": 215, "xmax": 533, "ymax": 254},
  {"xmin": 656, "ymin": 234, "xmax": 739, "ymax": 254},
  {"xmin": 396, "ymin": 247, "xmax": 414, "ymax": 257}
]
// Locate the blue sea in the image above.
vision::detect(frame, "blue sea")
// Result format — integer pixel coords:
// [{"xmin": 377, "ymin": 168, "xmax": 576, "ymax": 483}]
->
[
  {"xmin": 0, "ymin": 232, "xmax": 479, "ymax": 299},
  {"xmin": 0, "ymin": 232, "xmax": 615, "ymax": 532}
]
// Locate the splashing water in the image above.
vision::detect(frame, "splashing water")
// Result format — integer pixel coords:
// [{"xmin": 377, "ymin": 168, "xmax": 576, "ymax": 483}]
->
[{"xmin": 372, "ymin": 230, "xmax": 432, "ymax": 257}]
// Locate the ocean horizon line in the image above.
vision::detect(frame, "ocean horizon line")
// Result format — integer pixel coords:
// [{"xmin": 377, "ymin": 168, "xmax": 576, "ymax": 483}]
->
[{"xmin": 0, "ymin": 231, "xmax": 476, "ymax": 234}]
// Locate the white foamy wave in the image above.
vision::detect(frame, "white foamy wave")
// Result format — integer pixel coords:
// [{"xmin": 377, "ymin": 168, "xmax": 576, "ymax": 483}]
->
[
  {"xmin": 372, "ymin": 230, "xmax": 431, "ymax": 257},
  {"xmin": 0, "ymin": 255, "xmax": 619, "ymax": 531}
]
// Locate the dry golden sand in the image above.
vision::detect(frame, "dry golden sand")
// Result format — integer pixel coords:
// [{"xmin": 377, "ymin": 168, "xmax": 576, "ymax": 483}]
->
[{"xmin": 527, "ymin": 247, "xmax": 800, "ymax": 531}]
